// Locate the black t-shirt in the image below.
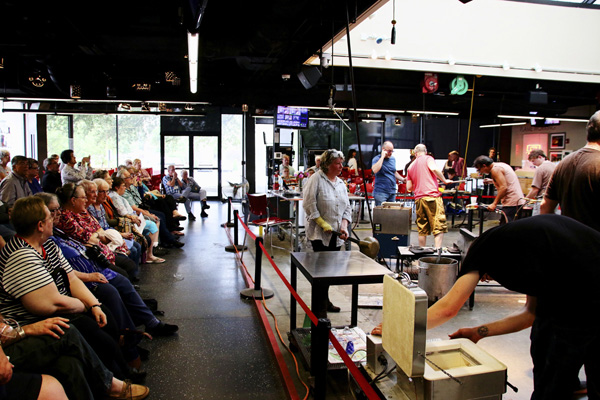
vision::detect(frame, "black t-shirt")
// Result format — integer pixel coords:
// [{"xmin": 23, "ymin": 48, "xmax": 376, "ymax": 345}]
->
[{"xmin": 460, "ymin": 214, "xmax": 600, "ymax": 323}]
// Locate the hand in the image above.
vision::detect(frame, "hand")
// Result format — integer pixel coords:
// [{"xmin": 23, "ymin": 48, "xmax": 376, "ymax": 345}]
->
[
  {"xmin": 338, "ymin": 227, "xmax": 349, "ymax": 240},
  {"xmin": 121, "ymin": 232, "xmax": 133, "ymax": 240},
  {"xmin": 89, "ymin": 272, "xmax": 108, "ymax": 284},
  {"xmin": 382, "ymin": 149, "xmax": 387, "ymax": 158},
  {"xmin": 0, "ymin": 353, "xmax": 13, "ymax": 385},
  {"xmin": 23, "ymin": 317, "xmax": 70, "ymax": 339},
  {"xmin": 487, "ymin": 203, "xmax": 497, "ymax": 211},
  {"xmin": 483, "ymin": 178, "xmax": 493, "ymax": 185},
  {"xmin": 91, "ymin": 307, "xmax": 107, "ymax": 328},
  {"xmin": 448, "ymin": 327, "xmax": 481, "ymax": 343},
  {"xmin": 81, "ymin": 156, "xmax": 90, "ymax": 164},
  {"xmin": 131, "ymin": 215, "xmax": 141, "ymax": 225}
]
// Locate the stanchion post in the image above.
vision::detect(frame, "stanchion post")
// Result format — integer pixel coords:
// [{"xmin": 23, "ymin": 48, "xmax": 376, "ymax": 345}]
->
[
  {"xmin": 312, "ymin": 318, "xmax": 331, "ymax": 400},
  {"xmin": 226, "ymin": 196, "xmax": 235, "ymax": 227},
  {"xmin": 225, "ymin": 209, "xmax": 247, "ymax": 253},
  {"xmin": 240, "ymin": 236, "xmax": 274, "ymax": 299}
]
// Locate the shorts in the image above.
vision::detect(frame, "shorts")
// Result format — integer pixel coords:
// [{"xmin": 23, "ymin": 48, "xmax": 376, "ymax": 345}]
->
[{"xmin": 415, "ymin": 196, "xmax": 447, "ymax": 236}]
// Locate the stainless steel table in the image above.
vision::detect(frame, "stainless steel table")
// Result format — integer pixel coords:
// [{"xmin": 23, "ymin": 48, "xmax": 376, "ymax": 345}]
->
[{"xmin": 289, "ymin": 251, "xmax": 391, "ymax": 398}]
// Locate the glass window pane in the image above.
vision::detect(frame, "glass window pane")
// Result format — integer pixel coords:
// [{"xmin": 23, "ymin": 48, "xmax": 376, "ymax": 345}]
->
[
  {"xmin": 164, "ymin": 136, "xmax": 190, "ymax": 169},
  {"xmin": 221, "ymin": 114, "xmax": 244, "ymax": 197},
  {"xmin": 193, "ymin": 136, "xmax": 218, "ymax": 197},
  {"xmin": 116, "ymin": 115, "xmax": 161, "ymax": 173},
  {"xmin": 46, "ymin": 115, "xmax": 70, "ymax": 158},
  {"xmin": 73, "ymin": 115, "xmax": 116, "ymax": 169}
]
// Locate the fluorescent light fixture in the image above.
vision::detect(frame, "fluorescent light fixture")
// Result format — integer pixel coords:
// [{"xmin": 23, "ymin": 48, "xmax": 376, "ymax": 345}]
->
[
  {"xmin": 407, "ymin": 110, "xmax": 460, "ymax": 116},
  {"xmin": 188, "ymin": 32, "xmax": 199, "ymax": 94},
  {"xmin": 480, "ymin": 122, "xmax": 526, "ymax": 128},
  {"xmin": 311, "ymin": 117, "xmax": 350, "ymax": 121},
  {"xmin": 552, "ymin": 117, "xmax": 589, "ymax": 123},
  {"xmin": 498, "ymin": 114, "xmax": 543, "ymax": 120},
  {"xmin": 355, "ymin": 108, "xmax": 405, "ymax": 113},
  {"xmin": 2, "ymin": 97, "xmax": 210, "ymax": 105}
]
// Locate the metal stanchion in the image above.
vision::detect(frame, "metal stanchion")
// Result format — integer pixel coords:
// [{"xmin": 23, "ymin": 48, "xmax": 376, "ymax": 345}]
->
[
  {"xmin": 221, "ymin": 196, "xmax": 235, "ymax": 228},
  {"xmin": 312, "ymin": 318, "xmax": 331, "ymax": 400},
  {"xmin": 225, "ymin": 210, "xmax": 248, "ymax": 252},
  {"xmin": 240, "ymin": 236, "xmax": 274, "ymax": 299}
]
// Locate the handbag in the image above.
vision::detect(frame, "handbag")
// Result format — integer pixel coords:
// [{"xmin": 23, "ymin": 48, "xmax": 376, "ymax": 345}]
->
[{"xmin": 84, "ymin": 244, "xmax": 114, "ymax": 270}]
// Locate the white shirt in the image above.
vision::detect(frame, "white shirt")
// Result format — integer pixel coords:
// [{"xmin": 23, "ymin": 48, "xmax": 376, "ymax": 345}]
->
[{"xmin": 302, "ymin": 170, "xmax": 352, "ymax": 247}]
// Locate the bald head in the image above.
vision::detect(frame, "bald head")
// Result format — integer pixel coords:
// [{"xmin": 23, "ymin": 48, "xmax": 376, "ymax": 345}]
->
[
  {"xmin": 414, "ymin": 144, "xmax": 427, "ymax": 155},
  {"xmin": 587, "ymin": 110, "xmax": 600, "ymax": 143}
]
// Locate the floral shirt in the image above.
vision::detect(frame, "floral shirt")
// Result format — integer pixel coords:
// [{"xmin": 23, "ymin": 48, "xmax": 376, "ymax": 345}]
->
[{"xmin": 56, "ymin": 209, "xmax": 122, "ymax": 263}]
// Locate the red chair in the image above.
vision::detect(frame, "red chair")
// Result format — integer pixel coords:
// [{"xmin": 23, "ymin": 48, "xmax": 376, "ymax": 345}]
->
[
  {"xmin": 247, "ymin": 194, "xmax": 293, "ymax": 254},
  {"xmin": 149, "ymin": 174, "xmax": 162, "ymax": 191},
  {"xmin": 348, "ymin": 183, "xmax": 357, "ymax": 194},
  {"xmin": 365, "ymin": 182, "xmax": 374, "ymax": 194}
]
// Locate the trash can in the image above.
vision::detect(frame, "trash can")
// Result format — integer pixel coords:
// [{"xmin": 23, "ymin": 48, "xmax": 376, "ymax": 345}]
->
[{"xmin": 418, "ymin": 257, "xmax": 459, "ymax": 304}]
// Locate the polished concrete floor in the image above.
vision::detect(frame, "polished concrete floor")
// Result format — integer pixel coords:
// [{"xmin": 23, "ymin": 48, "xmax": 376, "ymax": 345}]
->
[{"xmin": 139, "ymin": 201, "xmax": 587, "ymax": 399}]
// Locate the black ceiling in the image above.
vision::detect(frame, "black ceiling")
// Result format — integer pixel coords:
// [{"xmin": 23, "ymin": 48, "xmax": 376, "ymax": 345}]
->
[{"xmin": 2, "ymin": 0, "xmax": 599, "ymax": 119}]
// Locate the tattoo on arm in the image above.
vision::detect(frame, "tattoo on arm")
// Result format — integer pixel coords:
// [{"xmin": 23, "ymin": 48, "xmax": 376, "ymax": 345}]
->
[{"xmin": 477, "ymin": 325, "xmax": 489, "ymax": 338}]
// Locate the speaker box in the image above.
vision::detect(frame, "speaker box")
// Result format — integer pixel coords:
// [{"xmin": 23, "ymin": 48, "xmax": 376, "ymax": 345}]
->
[
  {"xmin": 529, "ymin": 90, "xmax": 548, "ymax": 104},
  {"xmin": 297, "ymin": 67, "xmax": 322, "ymax": 89}
]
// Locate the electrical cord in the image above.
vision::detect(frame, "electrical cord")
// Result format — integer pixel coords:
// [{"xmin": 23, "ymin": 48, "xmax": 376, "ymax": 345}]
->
[{"xmin": 223, "ymin": 223, "xmax": 311, "ymax": 400}]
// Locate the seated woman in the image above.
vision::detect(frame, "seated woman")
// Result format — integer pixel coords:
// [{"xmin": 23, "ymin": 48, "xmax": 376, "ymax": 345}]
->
[
  {"xmin": 36, "ymin": 192, "xmax": 177, "ymax": 337},
  {"xmin": 132, "ymin": 159, "xmax": 152, "ymax": 188},
  {"xmin": 107, "ymin": 177, "xmax": 165, "ymax": 262},
  {"xmin": 0, "ymin": 196, "xmax": 141, "ymax": 385},
  {"xmin": 55, "ymin": 183, "xmax": 139, "ymax": 281},
  {"xmin": 81, "ymin": 179, "xmax": 143, "ymax": 267}
]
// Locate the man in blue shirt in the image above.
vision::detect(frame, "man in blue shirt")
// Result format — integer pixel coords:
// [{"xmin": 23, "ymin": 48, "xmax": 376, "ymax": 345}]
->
[{"xmin": 371, "ymin": 141, "xmax": 404, "ymax": 206}]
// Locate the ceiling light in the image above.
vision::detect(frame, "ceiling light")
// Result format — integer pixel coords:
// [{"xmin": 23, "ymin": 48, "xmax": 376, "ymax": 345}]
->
[
  {"xmin": 550, "ymin": 117, "xmax": 589, "ymax": 123},
  {"xmin": 355, "ymin": 108, "xmax": 404, "ymax": 113},
  {"xmin": 498, "ymin": 114, "xmax": 543, "ymax": 120},
  {"xmin": 188, "ymin": 32, "xmax": 199, "ymax": 94},
  {"xmin": 70, "ymin": 84, "xmax": 82, "ymax": 99},
  {"xmin": 132, "ymin": 83, "xmax": 151, "ymax": 91},
  {"xmin": 118, "ymin": 103, "xmax": 131, "ymax": 111},
  {"xmin": 371, "ymin": 49, "xmax": 377, "ymax": 60},
  {"xmin": 407, "ymin": 110, "xmax": 460, "ymax": 116},
  {"xmin": 29, "ymin": 75, "xmax": 47, "ymax": 88},
  {"xmin": 480, "ymin": 122, "xmax": 527, "ymax": 128},
  {"xmin": 185, "ymin": 104, "xmax": 194, "ymax": 111},
  {"xmin": 385, "ymin": 51, "xmax": 392, "ymax": 61}
]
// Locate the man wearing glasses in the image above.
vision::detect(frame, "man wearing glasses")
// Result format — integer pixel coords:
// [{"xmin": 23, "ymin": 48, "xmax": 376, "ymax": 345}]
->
[{"xmin": 0, "ymin": 156, "xmax": 32, "ymax": 208}]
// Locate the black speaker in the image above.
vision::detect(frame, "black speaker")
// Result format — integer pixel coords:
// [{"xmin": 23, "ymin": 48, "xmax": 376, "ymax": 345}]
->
[
  {"xmin": 529, "ymin": 90, "xmax": 548, "ymax": 104},
  {"xmin": 297, "ymin": 67, "xmax": 322, "ymax": 89}
]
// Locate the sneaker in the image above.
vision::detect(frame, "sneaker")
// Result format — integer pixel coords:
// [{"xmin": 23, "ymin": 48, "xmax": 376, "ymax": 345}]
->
[
  {"xmin": 170, "ymin": 241, "xmax": 185, "ymax": 248},
  {"xmin": 201, "ymin": 210, "xmax": 208, "ymax": 218},
  {"xmin": 188, "ymin": 212, "xmax": 196, "ymax": 221},
  {"xmin": 175, "ymin": 215, "xmax": 187, "ymax": 221},
  {"xmin": 176, "ymin": 196, "xmax": 187, "ymax": 203},
  {"xmin": 147, "ymin": 322, "xmax": 179, "ymax": 337},
  {"xmin": 202, "ymin": 202, "xmax": 210, "ymax": 210}
]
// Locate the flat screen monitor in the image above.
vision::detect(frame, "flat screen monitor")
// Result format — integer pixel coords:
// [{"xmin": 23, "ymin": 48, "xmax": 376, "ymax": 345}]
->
[{"xmin": 275, "ymin": 106, "xmax": 309, "ymax": 129}]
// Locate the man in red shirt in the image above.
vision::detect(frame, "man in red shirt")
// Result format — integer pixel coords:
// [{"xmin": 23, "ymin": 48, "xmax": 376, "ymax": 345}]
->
[{"xmin": 406, "ymin": 144, "xmax": 451, "ymax": 248}]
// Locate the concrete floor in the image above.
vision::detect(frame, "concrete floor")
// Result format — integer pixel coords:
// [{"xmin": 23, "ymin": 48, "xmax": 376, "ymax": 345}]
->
[{"xmin": 139, "ymin": 201, "xmax": 587, "ymax": 399}]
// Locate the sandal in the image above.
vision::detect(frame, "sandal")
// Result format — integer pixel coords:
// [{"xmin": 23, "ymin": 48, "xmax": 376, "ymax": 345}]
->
[
  {"xmin": 108, "ymin": 379, "xmax": 150, "ymax": 400},
  {"xmin": 145, "ymin": 257, "xmax": 165, "ymax": 264}
]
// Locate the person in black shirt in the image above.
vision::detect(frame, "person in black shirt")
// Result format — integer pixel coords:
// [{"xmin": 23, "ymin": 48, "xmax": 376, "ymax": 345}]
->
[
  {"xmin": 427, "ymin": 215, "xmax": 600, "ymax": 399},
  {"xmin": 41, "ymin": 157, "xmax": 62, "ymax": 194}
]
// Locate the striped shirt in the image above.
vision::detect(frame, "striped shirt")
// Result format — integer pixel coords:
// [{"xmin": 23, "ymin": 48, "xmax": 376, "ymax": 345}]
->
[{"xmin": 0, "ymin": 236, "xmax": 73, "ymax": 325}]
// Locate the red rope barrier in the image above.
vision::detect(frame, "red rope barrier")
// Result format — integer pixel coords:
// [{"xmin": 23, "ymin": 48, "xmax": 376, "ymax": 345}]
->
[{"xmin": 328, "ymin": 331, "xmax": 381, "ymax": 399}]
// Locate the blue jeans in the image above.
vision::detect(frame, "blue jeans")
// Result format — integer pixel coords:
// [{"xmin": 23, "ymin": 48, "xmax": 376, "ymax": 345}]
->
[
  {"xmin": 373, "ymin": 191, "xmax": 396, "ymax": 206},
  {"xmin": 108, "ymin": 272, "xmax": 160, "ymax": 329}
]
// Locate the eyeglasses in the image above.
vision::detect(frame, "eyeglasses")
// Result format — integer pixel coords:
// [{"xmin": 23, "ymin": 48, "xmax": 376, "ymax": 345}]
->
[{"xmin": 48, "ymin": 208, "xmax": 60, "ymax": 214}]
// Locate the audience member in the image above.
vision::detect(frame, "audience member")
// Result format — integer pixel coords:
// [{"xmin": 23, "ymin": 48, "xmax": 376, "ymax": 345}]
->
[
  {"xmin": 26, "ymin": 158, "xmax": 43, "ymax": 194},
  {"xmin": 60, "ymin": 150, "xmax": 93, "ymax": 185},
  {"xmin": 162, "ymin": 165, "xmax": 198, "ymax": 220},
  {"xmin": 41, "ymin": 157, "xmax": 62, "ymax": 194},
  {"xmin": 0, "ymin": 156, "xmax": 32, "ymax": 207},
  {"xmin": 180, "ymin": 170, "xmax": 210, "ymax": 218},
  {"xmin": 0, "ymin": 149, "xmax": 11, "ymax": 181}
]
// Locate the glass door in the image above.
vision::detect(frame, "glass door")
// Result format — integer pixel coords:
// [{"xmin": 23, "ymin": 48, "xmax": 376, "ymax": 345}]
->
[{"xmin": 162, "ymin": 133, "xmax": 220, "ymax": 198}]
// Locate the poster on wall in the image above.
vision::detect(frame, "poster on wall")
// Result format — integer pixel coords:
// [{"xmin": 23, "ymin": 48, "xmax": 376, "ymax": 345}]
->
[
  {"xmin": 550, "ymin": 133, "xmax": 566, "ymax": 149},
  {"xmin": 549, "ymin": 151, "xmax": 564, "ymax": 163}
]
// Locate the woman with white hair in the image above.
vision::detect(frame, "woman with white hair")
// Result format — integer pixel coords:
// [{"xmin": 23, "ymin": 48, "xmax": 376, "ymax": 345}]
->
[
  {"xmin": 0, "ymin": 149, "xmax": 10, "ymax": 181},
  {"xmin": 302, "ymin": 149, "xmax": 352, "ymax": 316}
]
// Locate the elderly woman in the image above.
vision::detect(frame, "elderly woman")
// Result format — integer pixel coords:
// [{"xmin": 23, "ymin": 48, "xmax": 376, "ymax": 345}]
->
[
  {"xmin": 55, "ymin": 183, "xmax": 139, "ymax": 280},
  {"xmin": 302, "ymin": 149, "xmax": 352, "ymax": 316},
  {"xmin": 108, "ymin": 177, "xmax": 165, "ymax": 262},
  {"xmin": 81, "ymin": 179, "xmax": 144, "ymax": 268},
  {"xmin": 37, "ymin": 192, "xmax": 177, "ymax": 337},
  {"xmin": 133, "ymin": 159, "xmax": 152, "ymax": 187},
  {"xmin": 0, "ymin": 196, "xmax": 146, "ymax": 390},
  {"xmin": 0, "ymin": 149, "xmax": 10, "ymax": 181}
]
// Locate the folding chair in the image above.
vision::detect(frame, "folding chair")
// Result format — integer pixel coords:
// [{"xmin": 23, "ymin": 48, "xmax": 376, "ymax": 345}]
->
[{"xmin": 246, "ymin": 194, "xmax": 293, "ymax": 255}]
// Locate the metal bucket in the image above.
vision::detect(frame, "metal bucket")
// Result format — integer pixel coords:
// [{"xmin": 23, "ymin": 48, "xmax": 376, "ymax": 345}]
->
[{"xmin": 418, "ymin": 257, "xmax": 459, "ymax": 304}]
